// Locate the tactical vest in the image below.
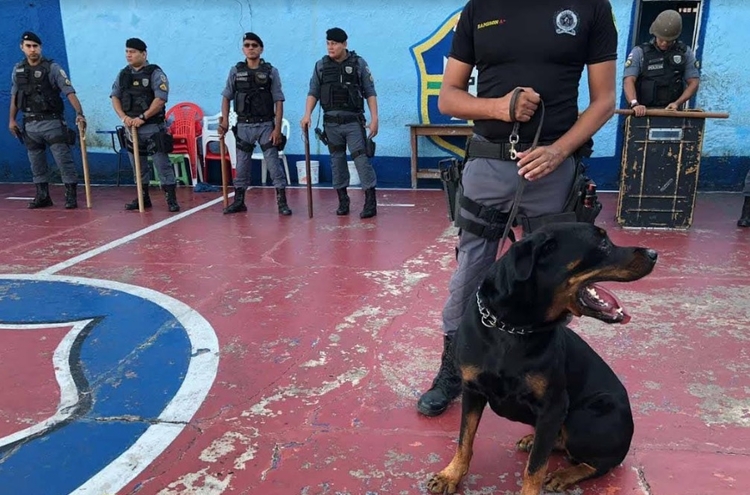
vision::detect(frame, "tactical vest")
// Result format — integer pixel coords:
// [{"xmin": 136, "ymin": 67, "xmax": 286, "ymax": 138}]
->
[
  {"xmin": 319, "ymin": 52, "xmax": 364, "ymax": 113},
  {"xmin": 234, "ymin": 61, "xmax": 275, "ymax": 122},
  {"xmin": 637, "ymin": 41, "xmax": 687, "ymax": 107},
  {"xmin": 118, "ymin": 64, "xmax": 165, "ymax": 123},
  {"xmin": 14, "ymin": 58, "xmax": 64, "ymax": 115}
]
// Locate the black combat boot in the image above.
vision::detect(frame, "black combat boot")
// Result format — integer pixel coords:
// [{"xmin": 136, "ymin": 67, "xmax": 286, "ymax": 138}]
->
[
  {"xmin": 336, "ymin": 187, "xmax": 350, "ymax": 215},
  {"xmin": 360, "ymin": 187, "xmax": 377, "ymax": 219},
  {"xmin": 223, "ymin": 187, "xmax": 247, "ymax": 214},
  {"xmin": 738, "ymin": 196, "xmax": 750, "ymax": 227},
  {"xmin": 276, "ymin": 188, "xmax": 292, "ymax": 216},
  {"xmin": 64, "ymin": 183, "xmax": 78, "ymax": 209},
  {"xmin": 28, "ymin": 182, "xmax": 53, "ymax": 209},
  {"xmin": 125, "ymin": 190, "xmax": 152, "ymax": 210},
  {"xmin": 164, "ymin": 184, "xmax": 180, "ymax": 212},
  {"xmin": 417, "ymin": 334, "xmax": 462, "ymax": 417}
]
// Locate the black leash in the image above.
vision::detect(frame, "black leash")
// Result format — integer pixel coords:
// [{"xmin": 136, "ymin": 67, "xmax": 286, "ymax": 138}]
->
[{"xmin": 498, "ymin": 88, "xmax": 545, "ymax": 254}]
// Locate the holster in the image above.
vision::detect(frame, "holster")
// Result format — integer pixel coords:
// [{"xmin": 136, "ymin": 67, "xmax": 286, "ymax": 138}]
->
[
  {"xmin": 260, "ymin": 133, "xmax": 287, "ymax": 152},
  {"xmin": 116, "ymin": 125, "xmax": 152, "ymax": 156},
  {"xmin": 146, "ymin": 130, "xmax": 174, "ymax": 154},
  {"xmin": 66, "ymin": 126, "xmax": 77, "ymax": 145},
  {"xmin": 365, "ymin": 138, "xmax": 375, "ymax": 158},
  {"xmin": 438, "ymin": 157, "xmax": 463, "ymax": 223},
  {"xmin": 315, "ymin": 127, "xmax": 328, "ymax": 146},
  {"xmin": 233, "ymin": 126, "xmax": 255, "ymax": 153}
]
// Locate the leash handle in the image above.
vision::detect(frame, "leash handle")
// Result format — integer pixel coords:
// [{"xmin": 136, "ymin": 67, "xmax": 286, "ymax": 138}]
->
[
  {"xmin": 499, "ymin": 97, "xmax": 546, "ymax": 254},
  {"xmin": 508, "ymin": 88, "xmax": 523, "ymax": 159}
]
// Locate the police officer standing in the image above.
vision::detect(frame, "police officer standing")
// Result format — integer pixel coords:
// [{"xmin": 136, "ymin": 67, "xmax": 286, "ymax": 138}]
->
[
  {"xmin": 300, "ymin": 27, "xmax": 379, "ymax": 219},
  {"xmin": 623, "ymin": 9, "xmax": 701, "ymax": 117},
  {"xmin": 219, "ymin": 32, "xmax": 291, "ymax": 216},
  {"xmin": 8, "ymin": 31, "xmax": 86, "ymax": 209},
  {"xmin": 110, "ymin": 38, "xmax": 180, "ymax": 212}
]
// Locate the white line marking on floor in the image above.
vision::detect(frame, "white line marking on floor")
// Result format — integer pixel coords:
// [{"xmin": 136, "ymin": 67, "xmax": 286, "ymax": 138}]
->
[{"xmin": 36, "ymin": 194, "xmax": 231, "ymax": 276}]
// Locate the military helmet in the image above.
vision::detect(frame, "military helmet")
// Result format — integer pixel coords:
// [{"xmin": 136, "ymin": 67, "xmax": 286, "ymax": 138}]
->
[{"xmin": 650, "ymin": 10, "xmax": 682, "ymax": 41}]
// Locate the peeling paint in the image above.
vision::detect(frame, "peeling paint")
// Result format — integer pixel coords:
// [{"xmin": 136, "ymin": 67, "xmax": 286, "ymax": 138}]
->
[
  {"xmin": 198, "ymin": 429, "xmax": 260, "ymax": 469},
  {"xmin": 157, "ymin": 467, "xmax": 232, "ymax": 495},
  {"xmin": 688, "ymin": 383, "xmax": 750, "ymax": 427},
  {"xmin": 241, "ymin": 368, "xmax": 369, "ymax": 418}
]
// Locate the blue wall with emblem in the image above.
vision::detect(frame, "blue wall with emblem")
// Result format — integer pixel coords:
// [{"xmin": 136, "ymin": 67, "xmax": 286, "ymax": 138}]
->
[{"xmin": 1, "ymin": 0, "xmax": 748, "ymax": 191}]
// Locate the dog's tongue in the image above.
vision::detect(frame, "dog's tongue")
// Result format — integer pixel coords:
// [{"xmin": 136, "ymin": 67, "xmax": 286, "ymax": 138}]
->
[{"xmin": 583, "ymin": 283, "xmax": 630, "ymax": 323}]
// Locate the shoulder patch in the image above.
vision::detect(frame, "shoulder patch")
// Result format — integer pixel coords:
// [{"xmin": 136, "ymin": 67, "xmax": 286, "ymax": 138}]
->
[
  {"xmin": 64, "ymin": 79, "xmax": 72, "ymax": 86},
  {"xmin": 625, "ymin": 59, "xmax": 632, "ymax": 67},
  {"xmin": 159, "ymin": 83, "xmax": 168, "ymax": 91},
  {"xmin": 59, "ymin": 68, "xmax": 67, "ymax": 78},
  {"xmin": 695, "ymin": 60, "xmax": 701, "ymax": 69}
]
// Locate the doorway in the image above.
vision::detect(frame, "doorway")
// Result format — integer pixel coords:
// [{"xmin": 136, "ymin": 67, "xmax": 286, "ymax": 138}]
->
[{"xmin": 632, "ymin": 1, "xmax": 702, "ymax": 50}]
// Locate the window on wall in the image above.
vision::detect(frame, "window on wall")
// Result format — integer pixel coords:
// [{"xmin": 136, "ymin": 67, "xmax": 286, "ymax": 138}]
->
[{"xmin": 633, "ymin": 0, "xmax": 703, "ymax": 50}]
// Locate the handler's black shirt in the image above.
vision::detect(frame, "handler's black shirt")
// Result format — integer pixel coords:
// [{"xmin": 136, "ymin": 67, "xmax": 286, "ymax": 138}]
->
[{"xmin": 450, "ymin": 0, "xmax": 618, "ymax": 143}]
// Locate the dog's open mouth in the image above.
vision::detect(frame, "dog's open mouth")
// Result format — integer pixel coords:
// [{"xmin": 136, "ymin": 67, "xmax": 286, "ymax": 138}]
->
[{"xmin": 577, "ymin": 283, "xmax": 630, "ymax": 324}]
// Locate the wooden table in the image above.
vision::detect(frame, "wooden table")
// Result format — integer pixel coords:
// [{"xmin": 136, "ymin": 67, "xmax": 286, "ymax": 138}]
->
[{"xmin": 407, "ymin": 123, "xmax": 473, "ymax": 189}]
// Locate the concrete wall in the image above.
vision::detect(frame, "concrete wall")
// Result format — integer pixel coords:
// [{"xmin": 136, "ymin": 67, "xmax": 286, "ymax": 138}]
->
[{"xmin": 1, "ymin": 0, "xmax": 747, "ymax": 190}]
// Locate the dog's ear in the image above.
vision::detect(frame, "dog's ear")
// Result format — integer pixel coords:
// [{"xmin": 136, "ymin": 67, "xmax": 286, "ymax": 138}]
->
[
  {"xmin": 509, "ymin": 230, "xmax": 556, "ymax": 282},
  {"xmin": 480, "ymin": 231, "xmax": 557, "ymax": 306}
]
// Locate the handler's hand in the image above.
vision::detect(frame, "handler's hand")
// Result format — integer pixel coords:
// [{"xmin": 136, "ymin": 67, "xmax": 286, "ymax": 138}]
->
[{"xmin": 516, "ymin": 144, "xmax": 565, "ymax": 181}]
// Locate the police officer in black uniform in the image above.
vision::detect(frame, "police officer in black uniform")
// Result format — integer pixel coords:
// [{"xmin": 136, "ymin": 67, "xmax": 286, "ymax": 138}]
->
[
  {"xmin": 623, "ymin": 9, "xmax": 701, "ymax": 117},
  {"xmin": 416, "ymin": 1, "xmax": 618, "ymax": 419},
  {"xmin": 219, "ymin": 32, "xmax": 291, "ymax": 216},
  {"xmin": 110, "ymin": 38, "xmax": 180, "ymax": 212},
  {"xmin": 9, "ymin": 31, "xmax": 86, "ymax": 209},
  {"xmin": 300, "ymin": 27, "xmax": 379, "ymax": 219}
]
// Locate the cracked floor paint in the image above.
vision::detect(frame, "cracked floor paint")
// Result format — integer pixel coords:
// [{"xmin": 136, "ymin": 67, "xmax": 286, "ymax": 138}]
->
[{"xmin": 1, "ymin": 185, "xmax": 749, "ymax": 494}]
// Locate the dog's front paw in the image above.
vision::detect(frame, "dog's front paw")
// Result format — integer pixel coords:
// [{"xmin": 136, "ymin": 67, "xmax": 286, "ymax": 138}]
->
[
  {"xmin": 544, "ymin": 464, "xmax": 597, "ymax": 492},
  {"xmin": 516, "ymin": 434, "xmax": 535, "ymax": 452},
  {"xmin": 426, "ymin": 471, "xmax": 460, "ymax": 494},
  {"xmin": 544, "ymin": 470, "xmax": 571, "ymax": 492}
]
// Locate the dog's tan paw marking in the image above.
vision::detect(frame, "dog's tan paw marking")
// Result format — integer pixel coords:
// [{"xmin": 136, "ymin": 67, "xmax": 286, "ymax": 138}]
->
[
  {"xmin": 516, "ymin": 433, "xmax": 535, "ymax": 452},
  {"xmin": 543, "ymin": 464, "xmax": 597, "ymax": 492},
  {"xmin": 426, "ymin": 472, "xmax": 459, "ymax": 494}
]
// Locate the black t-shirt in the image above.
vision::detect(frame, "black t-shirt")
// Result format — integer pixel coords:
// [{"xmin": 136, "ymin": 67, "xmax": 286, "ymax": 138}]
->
[{"xmin": 449, "ymin": 0, "xmax": 618, "ymax": 143}]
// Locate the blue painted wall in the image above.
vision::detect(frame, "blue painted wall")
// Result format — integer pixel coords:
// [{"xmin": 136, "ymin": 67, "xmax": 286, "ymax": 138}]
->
[{"xmin": 2, "ymin": 0, "xmax": 748, "ymax": 190}]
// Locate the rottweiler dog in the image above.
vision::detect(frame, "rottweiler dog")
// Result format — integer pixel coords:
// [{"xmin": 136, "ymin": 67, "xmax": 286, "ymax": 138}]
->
[{"xmin": 427, "ymin": 222, "xmax": 657, "ymax": 495}]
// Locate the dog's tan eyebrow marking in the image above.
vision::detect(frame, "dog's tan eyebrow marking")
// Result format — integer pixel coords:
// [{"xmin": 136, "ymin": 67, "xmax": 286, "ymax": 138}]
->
[
  {"xmin": 461, "ymin": 365, "xmax": 481, "ymax": 382},
  {"xmin": 525, "ymin": 373, "xmax": 548, "ymax": 399},
  {"xmin": 567, "ymin": 259, "xmax": 582, "ymax": 271}
]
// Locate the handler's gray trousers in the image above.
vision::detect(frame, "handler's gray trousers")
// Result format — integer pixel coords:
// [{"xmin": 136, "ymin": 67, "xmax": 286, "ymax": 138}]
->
[{"xmin": 441, "ymin": 151, "xmax": 576, "ymax": 336}]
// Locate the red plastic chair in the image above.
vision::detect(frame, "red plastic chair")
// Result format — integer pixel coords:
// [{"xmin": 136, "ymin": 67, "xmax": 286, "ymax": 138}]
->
[{"xmin": 166, "ymin": 102, "xmax": 204, "ymax": 182}]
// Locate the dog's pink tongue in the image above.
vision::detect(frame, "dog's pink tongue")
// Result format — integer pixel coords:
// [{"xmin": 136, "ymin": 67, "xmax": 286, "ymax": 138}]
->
[{"xmin": 586, "ymin": 284, "xmax": 631, "ymax": 323}]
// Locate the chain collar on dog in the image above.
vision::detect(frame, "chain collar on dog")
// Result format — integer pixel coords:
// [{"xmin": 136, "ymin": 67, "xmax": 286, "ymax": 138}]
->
[
  {"xmin": 476, "ymin": 292, "xmax": 535, "ymax": 335},
  {"xmin": 475, "ymin": 292, "xmax": 568, "ymax": 335}
]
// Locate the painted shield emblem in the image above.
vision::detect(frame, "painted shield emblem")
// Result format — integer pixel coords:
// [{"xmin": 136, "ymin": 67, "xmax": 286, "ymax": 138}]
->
[
  {"xmin": 0, "ymin": 275, "xmax": 219, "ymax": 495},
  {"xmin": 410, "ymin": 8, "xmax": 478, "ymax": 157},
  {"xmin": 142, "ymin": 78, "xmax": 150, "ymax": 87}
]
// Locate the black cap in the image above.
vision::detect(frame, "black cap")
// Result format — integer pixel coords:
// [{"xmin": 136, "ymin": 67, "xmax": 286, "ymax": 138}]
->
[
  {"xmin": 126, "ymin": 38, "xmax": 147, "ymax": 51},
  {"xmin": 21, "ymin": 31, "xmax": 42, "ymax": 45},
  {"xmin": 243, "ymin": 32, "xmax": 263, "ymax": 47},
  {"xmin": 326, "ymin": 27, "xmax": 347, "ymax": 43}
]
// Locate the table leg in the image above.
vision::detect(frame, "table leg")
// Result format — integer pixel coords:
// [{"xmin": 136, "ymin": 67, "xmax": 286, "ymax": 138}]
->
[{"xmin": 410, "ymin": 129, "xmax": 418, "ymax": 189}]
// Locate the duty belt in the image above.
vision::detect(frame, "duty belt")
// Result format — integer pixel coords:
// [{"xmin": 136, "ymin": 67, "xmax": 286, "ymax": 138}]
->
[
  {"xmin": 236, "ymin": 115, "xmax": 274, "ymax": 124},
  {"xmin": 466, "ymin": 139, "xmax": 555, "ymax": 162},
  {"xmin": 23, "ymin": 113, "xmax": 62, "ymax": 122},
  {"xmin": 323, "ymin": 113, "xmax": 362, "ymax": 124}
]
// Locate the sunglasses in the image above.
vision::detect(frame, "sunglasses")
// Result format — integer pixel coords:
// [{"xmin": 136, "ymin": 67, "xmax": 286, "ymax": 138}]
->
[{"xmin": 243, "ymin": 42, "xmax": 260, "ymax": 48}]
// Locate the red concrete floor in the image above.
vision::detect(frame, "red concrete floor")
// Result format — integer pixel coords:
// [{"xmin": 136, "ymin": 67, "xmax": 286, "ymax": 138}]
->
[{"xmin": 0, "ymin": 182, "xmax": 748, "ymax": 495}]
